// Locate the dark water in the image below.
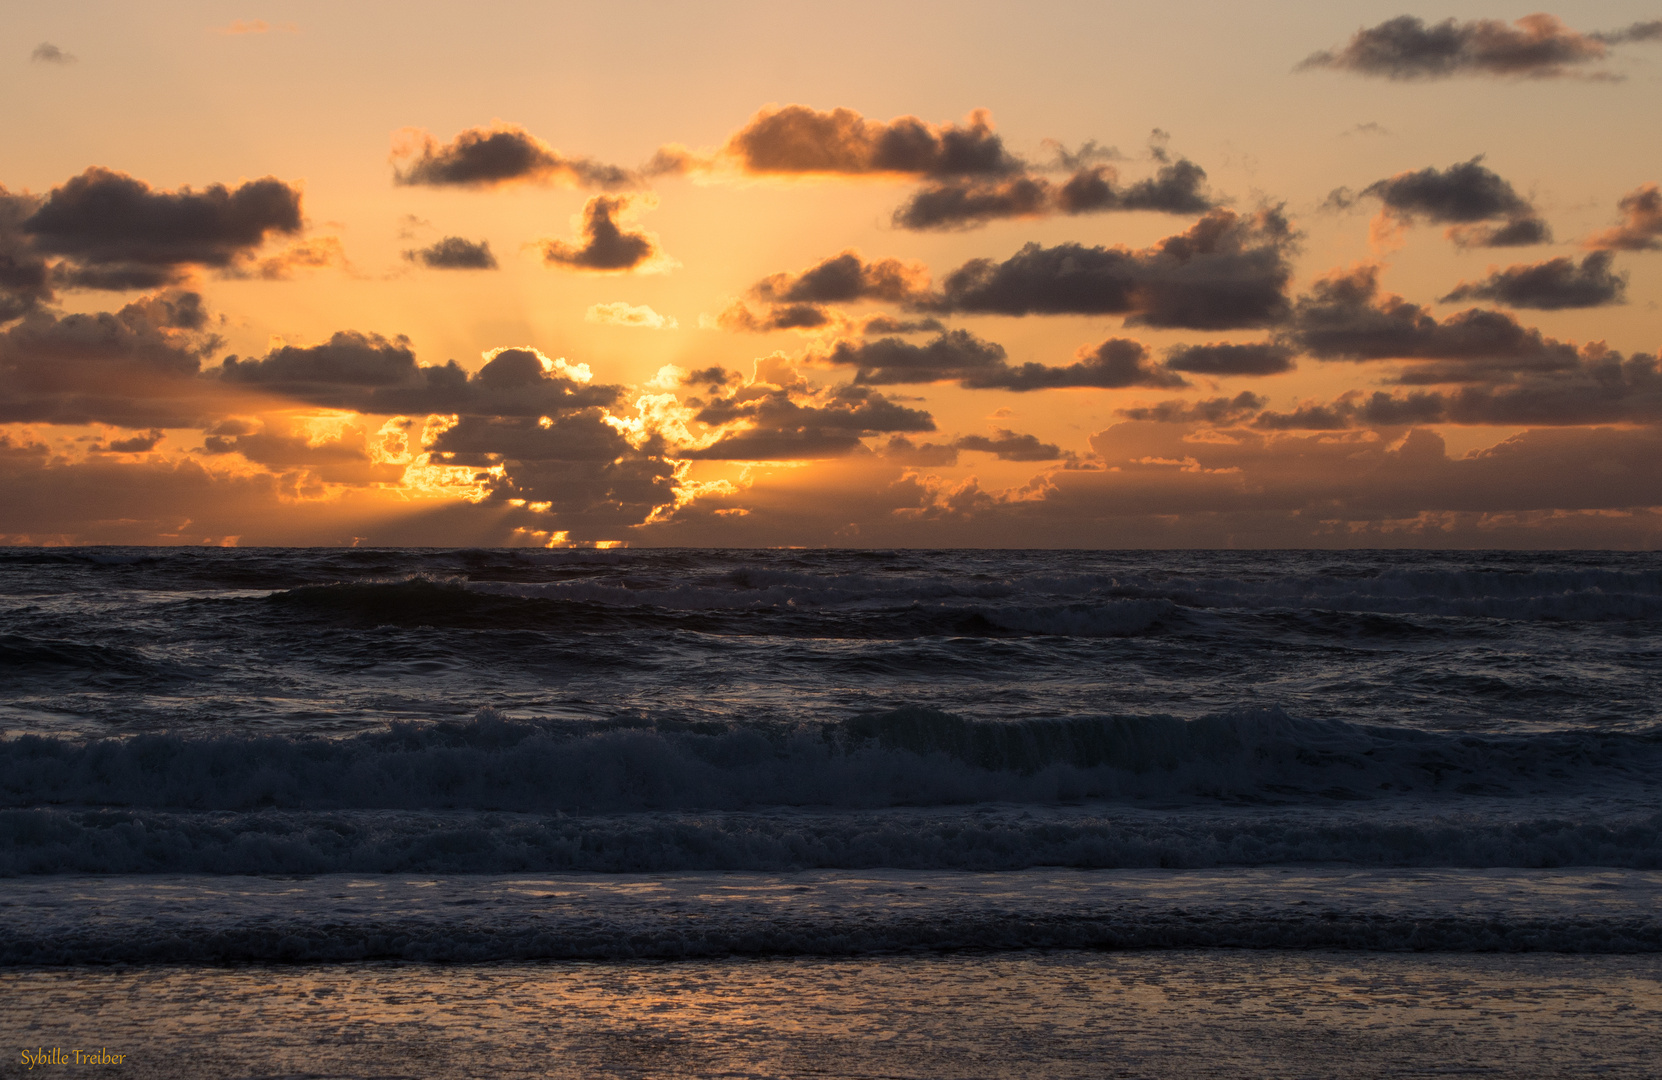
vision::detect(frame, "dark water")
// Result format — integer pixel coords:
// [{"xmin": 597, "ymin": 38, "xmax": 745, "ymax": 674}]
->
[{"xmin": 1, "ymin": 547, "xmax": 1659, "ymax": 961}]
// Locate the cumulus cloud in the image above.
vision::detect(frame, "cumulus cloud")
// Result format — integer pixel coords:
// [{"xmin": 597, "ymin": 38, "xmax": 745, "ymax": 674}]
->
[
  {"xmin": 0, "ymin": 291, "xmax": 226, "ymax": 427},
  {"xmin": 1340, "ymin": 157, "xmax": 1548, "ymax": 248},
  {"xmin": 1440, "ymin": 252, "xmax": 1626, "ymax": 310},
  {"xmin": 754, "ymin": 251, "xmax": 929, "ymax": 304},
  {"xmin": 18, "ymin": 167, "xmax": 303, "ymax": 288},
  {"xmin": 221, "ymin": 339, "xmax": 619, "ymax": 417},
  {"xmin": 1298, "ymin": 14, "xmax": 1661, "ymax": 80},
  {"xmin": 1584, "ymin": 183, "xmax": 1662, "ymax": 251},
  {"xmin": 0, "ymin": 189, "xmax": 52, "ymax": 322},
  {"xmin": 892, "ymin": 158, "xmax": 1214, "ymax": 230},
  {"xmin": 1163, "ymin": 342, "xmax": 1294, "ymax": 376},
  {"xmin": 719, "ymin": 251, "xmax": 931, "ymax": 333},
  {"xmin": 30, "ymin": 43, "xmax": 76, "ymax": 64},
  {"xmin": 1253, "ymin": 349, "xmax": 1662, "ymax": 428},
  {"xmin": 1117, "ymin": 391, "xmax": 1266, "ymax": 424},
  {"xmin": 709, "ymin": 105, "xmax": 1022, "ymax": 178},
  {"xmin": 821, "ymin": 330, "xmax": 1186, "ymax": 391},
  {"xmin": 403, "ymin": 236, "xmax": 498, "ymax": 270},
  {"xmin": 954, "ymin": 429, "xmax": 1069, "ymax": 461},
  {"xmin": 925, "ymin": 208, "xmax": 1296, "ymax": 329},
  {"xmin": 585, "ymin": 302, "xmax": 677, "ymax": 329},
  {"xmin": 1287, "ymin": 263, "xmax": 1588, "ymax": 381},
  {"xmin": 539, "ymin": 195, "xmax": 670, "ymax": 273},
  {"xmin": 684, "ymin": 369, "xmax": 935, "ymax": 460},
  {"xmin": 391, "ymin": 123, "xmax": 637, "ymax": 189}
]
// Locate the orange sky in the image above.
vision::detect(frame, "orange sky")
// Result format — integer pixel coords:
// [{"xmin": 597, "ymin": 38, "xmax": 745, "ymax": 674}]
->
[{"xmin": 4, "ymin": 2, "xmax": 1662, "ymax": 547}]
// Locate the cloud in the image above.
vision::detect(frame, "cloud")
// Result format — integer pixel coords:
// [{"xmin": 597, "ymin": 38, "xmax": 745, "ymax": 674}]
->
[
  {"xmin": 239, "ymin": 236, "xmax": 350, "ymax": 280},
  {"xmin": 925, "ymin": 208, "xmax": 1296, "ymax": 329},
  {"xmin": 684, "ymin": 372, "xmax": 935, "ymax": 460},
  {"xmin": 713, "ymin": 105, "xmax": 1022, "ymax": 178},
  {"xmin": 892, "ymin": 158, "xmax": 1214, "ymax": 230},
  {"xmin": 1298, "ymin": 14, "xmax": 1659, "ymax": 80},
  {"xmin": 1447, "ymin": 217, "xmax": 1552, "ymax": 249},
  {"xmin": 30, "ymin": 43, "xmax": 76, "ymax": 64},
  {"xmin": 539, "ymin": 195, "xmax": 670, "ymax": 273},
  {"xmin": 0, "ymin": 189, "xmax": 52, "ymax": 321},
  {"xmin": 19, "ymin": 167, "xmax": 303, "ymax": 287},
  {"xmin": 221, "ymin": 339, "xmax": 619, "ymax": 417},
  {"xmin": 822, "ymin": 330, "xmax": 1186, "ymax": 391},
  {"xmin": 1361, "ymin": 158, "xmax": 1532, "ymax": 224},
  {"xmin": 1439, "ymin": 252, "xmax": 1626, "ymax": 310},
  {"xmin": 1288, "ymin": 262, "xmax": 1590, "ymax": 381},
  {"xmin": 754, "ymin": 251, "xmax": 931, "ymax": 305},
  {"xmin": 1348, "ymin": 157, "xmax": 1549, "ymax": 248},
  {"xmin": 104, "ymin": 428, "xmax": 165, "ymax": 453},
  {"xmin": 585, "ymin": 302, "xmax": 677, "ymax": 329},
  {"xmin": 1252, "ymin": 349, "xmax": 1662, "ymax": 428},
  {"xmin": 391, "ymin": 123, "xmax": 636, "ymax": 189},
  {"xmin": 1117, "ymin": 391, "xmax": 1266, "ymax": 424},
  {"xmin": 1163, "ymin": 342, "xmax": 1295, "ymax": 376},
  {"xmin": 0, "ymin": 291, "xmax": 226, "ymax": 427},
  {"xmin": 1584, "ymin": 183, "xmax": 1662, "ymax": 251},
  {"xmin": 403, "ymin": 236, "xmax": 498, "ymax": 270},
  {"xmin": 954, "ymin": 429, "xmax": 1068, "ymax": 461}
]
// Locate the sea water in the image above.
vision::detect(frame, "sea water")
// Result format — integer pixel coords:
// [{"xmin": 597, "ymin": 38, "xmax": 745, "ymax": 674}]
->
[{"xmin": 2, "ymin": 548, "xmax": 1659, "ymax": 1076}]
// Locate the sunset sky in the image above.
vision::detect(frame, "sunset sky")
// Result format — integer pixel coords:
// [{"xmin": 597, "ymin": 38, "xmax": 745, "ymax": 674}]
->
[{"xmin": 4, "ymin": 1, "xmax": 1662, "ymax": 547}]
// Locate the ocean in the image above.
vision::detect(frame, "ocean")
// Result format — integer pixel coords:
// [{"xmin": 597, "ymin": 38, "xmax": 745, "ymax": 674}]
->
[{"xmin": 3, "ymin": 547, "xmax": 1660, "ymax": 1077}]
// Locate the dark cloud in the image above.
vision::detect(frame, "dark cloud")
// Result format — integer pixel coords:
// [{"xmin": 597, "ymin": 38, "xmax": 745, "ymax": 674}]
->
[
  {"xmin": 1440, "ymin": 252, "xmax": 1626, "ymax": 310},
  {"xmin": 539, "ymin": 195, "xmax": 665, "ymax": 273},
  {"xmin": 719, "ymin": 106, "xmax": 1022, "ymax": 178},
  {"xmin": 1448, "ymin": 217, "xmax": 1552, "ymax": 248},
  {"xmin": 682, "ymin": 366, "xmax": 740, "ymax": 389},
  {"xmin": 403, "ymin": 236, "xmax": 498, "ymax": 270},
  {"xmin": 893, "ymin": 159, "xmax": 1214, "ymax": 230},
  {"xmin": 686, "ymin": 382, "xmax": 934, "ymax": 460},
  {"xmin": 1585, "ymin": 183, "xmax": 1662, "ymax": 251},
  {"xmin": 880, "ymin": 434, "xmax": 961, "ymax": 466},
  {"xmin": 1298, "ymin": 14, "xmax": 1654, "ymax": 80},
  {"xmin": 954, "ymin": 429, "xmax": 1068, "ymax": 461},
  {"xmin": 1058, "ymin": 159, "xmax": 1213, "ymax": 214},
  {"xmin": 892, "ymin": 176, "xmax": 1054, "ymax": 230},
  {"xmin": 104, "ymin": 429, "xmax": 164, "ymax": 453},
  {"xmin": 0, "ymin": 189, "xmax": 52, "ymax": 322},
  {"xmin": 30, "ymin": 43, "xmax": 76, "ymax": 64},
  {"xmin": 860, "ymin": 315, "xmax": 945, "ymax": 336},
  {"xmin": 392, "ymin": 124, "xmax": 636, "ymax": 189},
  {"xmin": 222, "ymin": 339, "xmax": 620, "ymax": 416},
  {"xmin": 1360, "ymin": 158, "xmax": 1533, "ymax": 224},
  {"xmin": 823, "ymin": 331, "xmax": 1186, "ymax": 391},
  {"xmin": 1117, "ymin": 391, "xmax": 1266, "ymax": 424},
  {"xmin": 972, "ymin": 339, "xmax": 1188, "ymax": 391},
  {"xmin": 720, "ymin": 252, "xmax": 931, "ymax": 333},
  {"xmin": 1253, "ymin": 350, "xmax": 1662, "ymax": 428},
  {"xmin": 717, "ymin": 301, "xmax": 833, "ymax": 333},
  {"xmin": 1164, "ymin": 342, "xmax": 1294, "ymax": 376},
  {"xmin": 1287, "ymin": 263, "xmax": 1603, "ymax": 383},
  {"xmin": 0, "ymin": 291, "xmax": 224, "ymax": 427},
  {"xmin": 925, "ymin": 208, "xmax": 1296, "ymax": 329},
  {"xmin": 753, "ymin": 251, "xmax": 929, "ymax": 304},
  {"xmin": 17, "ymin": 167, "xmax": 302, "ymax": 288},
  {"xmin": 822, "ymin": 329, "xmax": 1009, "ymax": 385}
]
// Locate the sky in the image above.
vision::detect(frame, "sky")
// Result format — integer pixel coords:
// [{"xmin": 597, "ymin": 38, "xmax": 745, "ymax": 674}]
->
[{"xmin": 3, "ymin": 0, "xmax": 1662, "ymax": 548}]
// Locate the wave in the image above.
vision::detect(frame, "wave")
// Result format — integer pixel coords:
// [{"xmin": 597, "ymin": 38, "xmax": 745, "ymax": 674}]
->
[
  {"xmin": 4, "ymin": 870, "xmax": 1659, "ymax": 962},
  {"xmin": 3, "ymin": 804, "xmax": 1659, "ymax": 876},
  {"xmin": 3, "ymin": 709, "xmax": 1659, "ymax": 818}
]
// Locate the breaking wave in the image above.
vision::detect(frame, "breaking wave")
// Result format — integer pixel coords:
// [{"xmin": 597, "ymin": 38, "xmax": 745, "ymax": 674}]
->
[{"xmin": 4, "ymin": 709, "xmax": 1658, "ymax": 818}]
